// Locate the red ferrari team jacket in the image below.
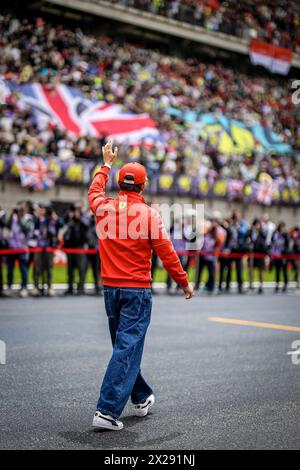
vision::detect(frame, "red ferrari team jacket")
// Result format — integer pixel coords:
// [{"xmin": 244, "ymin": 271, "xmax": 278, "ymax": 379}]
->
[{"xmin": 88, "ymin": 165, "xmax": 189, "ymax": 288}]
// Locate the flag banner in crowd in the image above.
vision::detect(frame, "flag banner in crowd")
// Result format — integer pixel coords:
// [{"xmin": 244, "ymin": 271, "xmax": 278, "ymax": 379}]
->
[
  {"xmin": 249, "ymin": 40, "xmax": 293, "ymax": 75},
  {"xmin": 6, "ymin": 82, "xmax": 162, "ymax": 145},
  {"xmin": 17, "ymin": 157, "xmax": 56, "ymax": 191},
  {"xmin": 1, "ymin": 155, "xmax": 299, "ymax": 205},
  {"xmin": 149, "ymin": 171, "xmax": 300, "ymax": 205},
  {"xmin": 168, "ymin": 109, "xmax": 292, "ymax": 154}
]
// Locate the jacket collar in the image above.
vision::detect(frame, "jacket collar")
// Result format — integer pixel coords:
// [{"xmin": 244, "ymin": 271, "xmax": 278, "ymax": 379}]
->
[{"xmin": 118, "ymin": 190, "xmax": 146, "ymax": 204}]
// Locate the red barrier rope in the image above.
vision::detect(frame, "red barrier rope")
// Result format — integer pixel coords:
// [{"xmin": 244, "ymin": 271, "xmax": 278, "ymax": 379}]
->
[
  {"xmin": 0, "ymin": 247, "xmax": 299, "ymax": 260},
  {"xmin": 0, "ymin": 247, "xmax": 97, "ymax": 255},
  {"xmin": 176, "ymin": 250, "xmax": 300, "ymax": 260}
]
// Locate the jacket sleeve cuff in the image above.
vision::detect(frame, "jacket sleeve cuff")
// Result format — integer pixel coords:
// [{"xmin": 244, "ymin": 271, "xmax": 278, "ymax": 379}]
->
[{"xmin": 180, "ymin": 281, "xmax": 189, "ymax": 288}]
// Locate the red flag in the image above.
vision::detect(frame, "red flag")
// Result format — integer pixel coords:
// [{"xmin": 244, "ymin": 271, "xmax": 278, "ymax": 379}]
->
[{"xmin": 249, "ymin": 40, "xmax": 292, "ymax": 75}]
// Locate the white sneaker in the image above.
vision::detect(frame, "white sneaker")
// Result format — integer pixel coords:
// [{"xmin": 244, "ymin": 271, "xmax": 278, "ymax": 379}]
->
[
  {"xmin": 133, "ymin": 394, "xmax": 155, "ymax": 417},
  {"xmin": 31, "ymin": 287, "xmax": 39, "ymax": 297},
  {"xmin": 47, "ymin": 288, "xmax": 55, "ymax": 297},
  {"xmin": 4, "ymin": 287, "xmax": 13, "ymax": 297},
  {"xmin": 92, "ymin": 411, "xmax": 123, "ymax": 431},
  {"xmin": 19, "ymin": 288, "xmax": 28, "ymax": 298}
]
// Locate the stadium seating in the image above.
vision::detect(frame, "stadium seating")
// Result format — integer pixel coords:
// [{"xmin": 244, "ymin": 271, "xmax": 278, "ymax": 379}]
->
[
  {"xmin": 108, "ymin": 0, "xmax": 300, "ymax": 53},
  {"xmin": 0, "ymin": 14, "xmax": 299, "ymax": 203}
]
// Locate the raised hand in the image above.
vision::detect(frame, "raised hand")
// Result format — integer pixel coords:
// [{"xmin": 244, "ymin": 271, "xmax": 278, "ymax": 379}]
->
[{"xmin": 102, "ymin": 140, "xmax": 118, "ymax": 165}]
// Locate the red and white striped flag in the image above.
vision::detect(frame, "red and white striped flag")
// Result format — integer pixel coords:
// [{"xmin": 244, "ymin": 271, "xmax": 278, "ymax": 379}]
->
[{"xmin": 249, "ymin": 40, "xmax": 292, "ymax": 75}]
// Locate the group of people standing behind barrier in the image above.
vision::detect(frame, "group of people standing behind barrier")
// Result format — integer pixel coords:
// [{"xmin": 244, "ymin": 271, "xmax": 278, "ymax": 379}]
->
[
  {"xmin": 0, "ymin": 202, "xmax": 300, "ymax": 298},
  {"xmin": 152, "ymin": 210, "xmax": 300, "ymax": 295},
  {"xmin": 0, "ymin": 201, "xmax": 100, "ymax": 298}
]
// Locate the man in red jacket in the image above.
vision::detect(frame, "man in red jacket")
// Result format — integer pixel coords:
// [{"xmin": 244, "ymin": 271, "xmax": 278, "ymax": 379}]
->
[{"xmin": 88, "ymin": 141, "xmax": 193, "ymax": 431}]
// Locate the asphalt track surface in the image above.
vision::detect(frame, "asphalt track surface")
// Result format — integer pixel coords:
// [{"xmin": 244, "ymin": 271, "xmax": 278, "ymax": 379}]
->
[{"xmin": 0, "ymin": 291, "xmax": 300, "ymax": 450}]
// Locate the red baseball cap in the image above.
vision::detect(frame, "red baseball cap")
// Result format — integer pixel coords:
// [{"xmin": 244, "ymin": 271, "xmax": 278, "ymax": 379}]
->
[{"xmin": 118, "ymin": 162, "xmax": 147, "ymax": 185}]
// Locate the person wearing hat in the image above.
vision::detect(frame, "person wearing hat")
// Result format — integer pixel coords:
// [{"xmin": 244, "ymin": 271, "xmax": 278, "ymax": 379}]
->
[{"xmin": 88, "ymin": 141, "xmax": 193, "ymax": 431}]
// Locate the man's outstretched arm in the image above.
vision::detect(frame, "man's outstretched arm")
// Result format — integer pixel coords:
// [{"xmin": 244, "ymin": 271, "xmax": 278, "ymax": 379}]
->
[
  {"xmin": 88, "ymin": 141, "xmax": 118, "ymax": 214},
  {"xmin": 150, "ymin": 210, "xmax": 194, "ymax": 299}
]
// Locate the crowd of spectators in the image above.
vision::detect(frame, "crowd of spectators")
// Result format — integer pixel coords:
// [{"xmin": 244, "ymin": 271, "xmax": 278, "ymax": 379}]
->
[
  {"xmin": 0, "ymin": 201, "xmax": 99, "ymax": 298},
  {"xmin": 0, "ymin": 14, "xmax": 300, "ymax": 195},
  {"xmin": 0, "ymin": 202, "xmax": 300, "ymax": 298},
  {"xmin": 112, "ymin": 0, "xmax": 300, "ymax": 53}
]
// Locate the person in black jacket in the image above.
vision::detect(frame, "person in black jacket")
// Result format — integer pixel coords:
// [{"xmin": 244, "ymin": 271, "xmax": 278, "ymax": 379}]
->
[
  {"xmin": 63, "ymin": 206, "xmax": 89, "ymax": 295},
  {"xmin": 271, "ymin": 222, "xmax": 290, "ymax": 293},
  {"xmin": 32, "ymin": 204, "xmax": 62, "ymax": 297},
  {"xmin": 247, "ymin": 218, "xmax": 268, "ymax": 294},
  {"xmin": 222, "ymin": 211, "xmax": 249, "ymax": 294}
]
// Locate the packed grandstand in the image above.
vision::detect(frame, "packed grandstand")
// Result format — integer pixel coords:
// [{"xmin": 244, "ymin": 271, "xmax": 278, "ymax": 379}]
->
[
  {"xmin": 112, "ymin": 0, "xmax": 300, "ymax": 53},
  {"xmin": 0, "ymin": 6, "xmax": 299, "ymax": 205},
  {"xmin": 1, "ymin": 1, "xmax": 300, "ymax": 297}
]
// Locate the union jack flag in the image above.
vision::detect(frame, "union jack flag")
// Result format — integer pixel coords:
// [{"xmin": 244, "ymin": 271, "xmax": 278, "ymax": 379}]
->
[
  {"xmin": 8, "ymin": 83, "xmax": 163, "ymax": 147},
  {"xmin": 17, "ymin": 157, "xmax": 56, "ymax": 192}
]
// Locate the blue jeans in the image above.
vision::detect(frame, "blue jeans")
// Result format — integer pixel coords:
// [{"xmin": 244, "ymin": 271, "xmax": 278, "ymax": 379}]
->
[{"xmin": 97, "ymin": 286, "xmax": 153, "ymax": 419}]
